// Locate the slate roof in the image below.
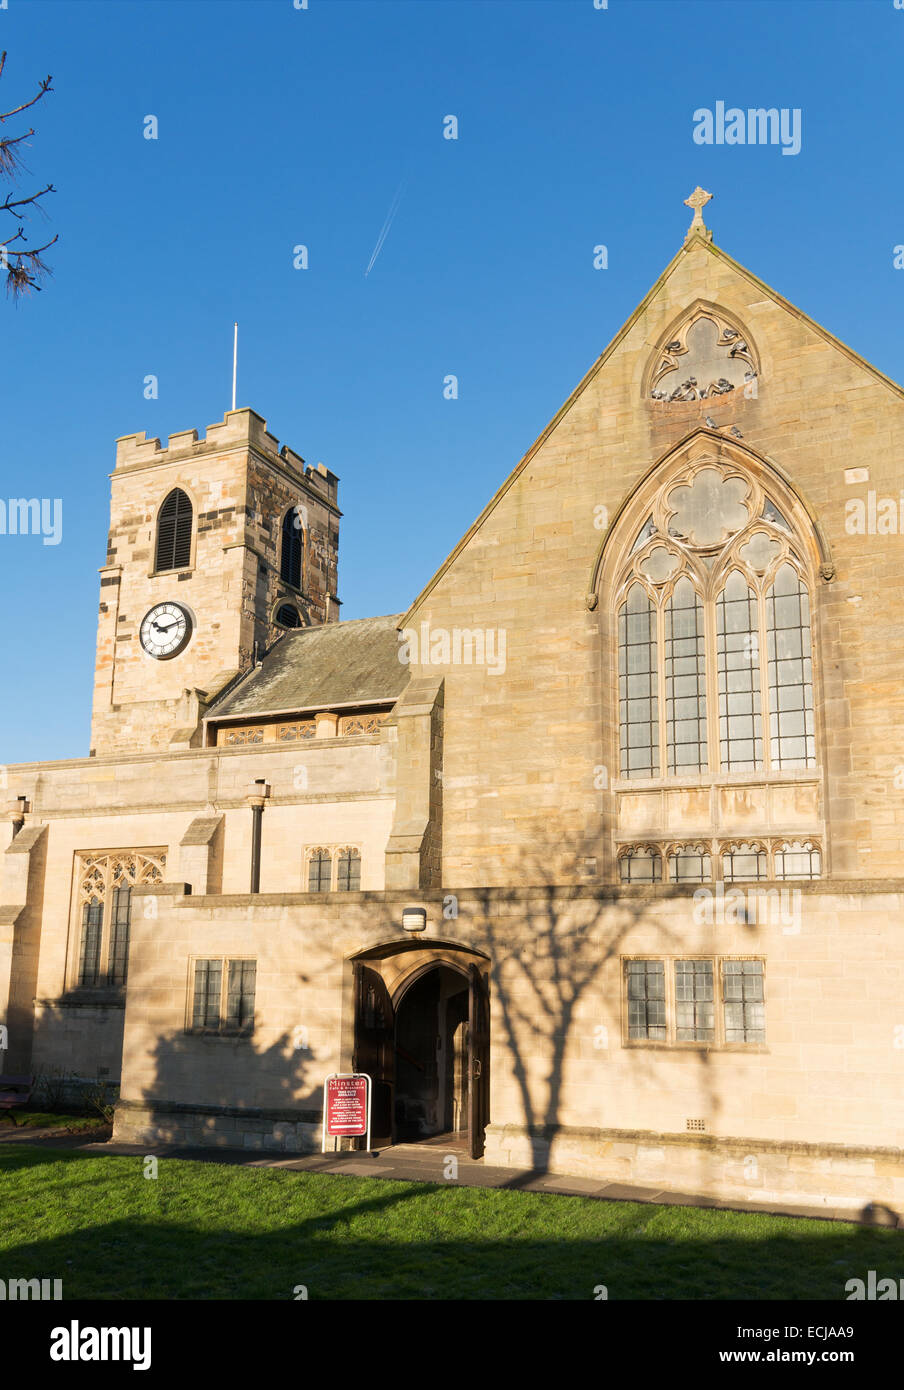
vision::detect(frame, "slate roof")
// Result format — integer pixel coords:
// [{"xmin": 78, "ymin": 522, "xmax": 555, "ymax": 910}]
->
[{"xmin": 206, "ymin": 614, "xmax": 408, "ymax": 720}]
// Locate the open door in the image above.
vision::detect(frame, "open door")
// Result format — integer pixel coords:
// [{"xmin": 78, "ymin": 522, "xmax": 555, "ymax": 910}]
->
[
  {"xmin": 468, "ymin": 964, "xmax": 490, "ymax": 1159},
  {"xmin": 352, "ymin": 963, "xmax": 395, "ymax": 1144}
]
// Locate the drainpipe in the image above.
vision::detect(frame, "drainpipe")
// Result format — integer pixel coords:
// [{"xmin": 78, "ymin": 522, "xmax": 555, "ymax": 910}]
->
[
  {"xmin": 8, "ymin": 795, "xmax": 30, "ymax": 841},
  {"xmin": 247, "ymin": 780, "xmax": 270, "ymax": 892}
]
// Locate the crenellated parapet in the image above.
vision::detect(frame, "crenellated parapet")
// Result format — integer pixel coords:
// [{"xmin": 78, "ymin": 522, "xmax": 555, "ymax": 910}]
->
[{"xmin": 114, "ymin": 408, "xmax": 338, "ymax": 507}]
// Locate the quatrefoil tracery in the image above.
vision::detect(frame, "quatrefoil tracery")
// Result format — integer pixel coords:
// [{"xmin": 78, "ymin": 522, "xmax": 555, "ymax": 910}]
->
[{"xmin": 618, "ymin": 461, "xmax": 805, "ymax": 607}]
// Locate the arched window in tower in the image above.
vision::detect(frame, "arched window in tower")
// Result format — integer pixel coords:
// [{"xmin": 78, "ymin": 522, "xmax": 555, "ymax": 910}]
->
[
  {"xmin": 613, "ymin": 460, "xmax": 817, "ymax": 781},
  {"xmin": 155, "ymin": 489, "xmax": 193, "ymax": 572},
  {"xmin": 281, "ymin": 507, "xmax": 304, "ymax": 589}
]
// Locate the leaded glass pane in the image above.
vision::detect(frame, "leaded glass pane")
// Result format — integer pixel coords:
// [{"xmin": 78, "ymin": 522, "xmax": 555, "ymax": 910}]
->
[
  {"xmin": 767, "ymin": 564, "xmax": 815, "ymax": 769},
  {"xmin": 722, "ymin": 843, "xmax": 768, "ymax": 882},
  {"xmin": 78, "ymin": 900, "xmax": 104, "ymax": 987},
  {"xmin": 716, "ymin": 570, "xmax": 763, "ymax": 771},
  {"xmin": 675, "ymin": 960, "xmax": 714, "ymax": 1041},
  {"xmin": 109, "ymin": 885, "xmax": 132, "ymax": 986},
  {"xmin": 722, "ymin": 960, "xmax": 765, "ymax": 1042},
  {"xmin": 226, "ymin": 960, "xmax": 256, "ymax": 1030},
  {"xmin": 193, "ymin": 959, "xmax": 222, "ymax": 1030},
  {"xmin": 336, "ymin": 849, "xmax": 361, "ymax": 892},
  {"xmin": 618, "ymin": 848, "xmax": 662, "ymax": 883},
  {"xmin": 668, "ymin": 846, "xmax": 712, "ymax": 883},
  {"xmin": 665, "ymin": 577, "xmax": 707, "ymax": 773},
  {"xmin": 626, "ymin": 960, "xmax": 666, "ymax": 1039},
  {"xmin": 774, "ymin": 841, "xmax": 821, "ymax": 880},
  {"xmin": 619, "ymin": 584, "xmax": 659, "ymax": 778},
  {"xmin": 308, "ymin": 850, "xmax": 332, "ymax": 892}
]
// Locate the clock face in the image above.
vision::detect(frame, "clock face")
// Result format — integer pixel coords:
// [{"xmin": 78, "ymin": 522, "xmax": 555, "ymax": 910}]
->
[{"xmin": 139, "ymin": 602, "xmax": 193, "ymax": 660}]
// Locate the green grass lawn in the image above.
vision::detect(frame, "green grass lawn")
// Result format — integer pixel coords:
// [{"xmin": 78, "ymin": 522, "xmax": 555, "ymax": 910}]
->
[{"xmin": 1, "ymin": 1143, "xmax": 902, "ymax": 1300}]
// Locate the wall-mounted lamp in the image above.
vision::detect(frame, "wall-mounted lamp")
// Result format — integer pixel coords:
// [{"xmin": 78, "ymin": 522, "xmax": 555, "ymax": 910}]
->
[{"xmin": 401, "ymin": 906, "xmax": 427, "ymax": 934}]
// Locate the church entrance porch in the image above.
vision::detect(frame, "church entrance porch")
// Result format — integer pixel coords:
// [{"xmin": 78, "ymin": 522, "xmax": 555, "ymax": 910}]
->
[{"xmin": 350, "ymin": 942, "xmax": 490, "ymax": 1159}]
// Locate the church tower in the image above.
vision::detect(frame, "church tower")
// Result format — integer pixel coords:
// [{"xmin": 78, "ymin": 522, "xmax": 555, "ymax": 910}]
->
[{"xmin": 89, "ymin": 408, "xmax": 340, "ymax": 757}]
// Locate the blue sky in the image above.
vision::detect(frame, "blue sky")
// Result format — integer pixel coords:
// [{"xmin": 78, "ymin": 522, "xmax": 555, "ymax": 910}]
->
[{"xmin": 1, "ymin": 0, "xmax": 902, "ymax": 762}]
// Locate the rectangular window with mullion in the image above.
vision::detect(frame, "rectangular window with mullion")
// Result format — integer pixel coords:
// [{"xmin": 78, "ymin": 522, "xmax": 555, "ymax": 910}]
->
[
  {"xmin": 625, "ymin": 957, "xmax": 765, "ymax": 1045},
  {"xmin": 191, "ymin": 958, "xmax": 256, "ymax": 1034}
]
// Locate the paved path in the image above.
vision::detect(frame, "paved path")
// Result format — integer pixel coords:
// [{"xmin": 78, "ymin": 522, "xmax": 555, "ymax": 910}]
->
[{"xmin": 1, "ymin": 1123, "xmax": 894, "ymax": 1227}]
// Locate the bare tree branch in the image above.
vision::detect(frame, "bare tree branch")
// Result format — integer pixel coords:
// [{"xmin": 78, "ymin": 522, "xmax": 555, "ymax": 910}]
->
[
  {"xmin": 1, "ymin": 183, "xmax": 56, "ymax": 218},
  {"xmin": 0, "ymin": 53, "xmax": 53, "ymax": 123},
  {"xmin": 0, "ymin": 52, "xmax": 56, "ymax": 300}
]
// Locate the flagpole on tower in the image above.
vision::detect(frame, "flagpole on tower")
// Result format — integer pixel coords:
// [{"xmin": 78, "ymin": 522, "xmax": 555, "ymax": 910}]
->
[{"xmin": 232, "ymin": 322, "xmax": 238, "ymax": 411}]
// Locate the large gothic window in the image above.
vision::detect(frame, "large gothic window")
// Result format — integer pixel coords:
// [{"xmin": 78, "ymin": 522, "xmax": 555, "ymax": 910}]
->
[
  {"xmin": 615, "ymin": 463, "xmax": 816, "ymax": 780},
  {"xmin": 155, "ymin": 489, "xmax": 193, "ymax": 571},
  {"xmin": 75, "ymin": 851, "xmax": 166, "ymax": 987}
]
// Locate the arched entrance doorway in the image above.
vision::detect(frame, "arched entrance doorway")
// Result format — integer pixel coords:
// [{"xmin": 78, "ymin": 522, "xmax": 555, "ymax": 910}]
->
[
  {"xmin": 394, "ymin": 964, "xmax": 469, "ymax": 1143},
  {"xmin": 350, "ymin": 943, "xmax": 490, "ymax": 1158}
]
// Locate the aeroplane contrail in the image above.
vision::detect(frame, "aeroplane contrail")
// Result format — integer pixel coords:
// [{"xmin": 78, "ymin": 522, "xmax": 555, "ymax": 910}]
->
[{"xmin": 365, "ymin": 180, "xmax": 407, "ymax": 277}]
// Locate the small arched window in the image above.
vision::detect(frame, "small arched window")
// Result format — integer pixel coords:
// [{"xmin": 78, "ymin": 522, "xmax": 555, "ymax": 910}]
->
[
  {"xmin": 275, "ymin": 604, "xmax": 302, "ymax": 630},
  {"xmin": 155, "ymin": 489, "xmax": 193, "ymax": 572},
  {"xmin": 281, "ymin": 507, "xmax": 304, "ymax": 589}
]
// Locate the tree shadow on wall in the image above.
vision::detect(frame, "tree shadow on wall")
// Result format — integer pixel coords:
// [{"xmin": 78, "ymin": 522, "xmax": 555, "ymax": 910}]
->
[
  {"xmin": 132, "ymin": 976, "xmax": 323, "ymax": 1151},
  {"xmin": 362, "ymin": 825, "xmax": 723, "ymax": 1181}
]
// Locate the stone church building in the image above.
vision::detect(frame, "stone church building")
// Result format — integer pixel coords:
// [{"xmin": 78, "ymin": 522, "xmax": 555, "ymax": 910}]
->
[{"xmin": 2, "ymin": 190, "xmax": 903, "ymax": 1213}]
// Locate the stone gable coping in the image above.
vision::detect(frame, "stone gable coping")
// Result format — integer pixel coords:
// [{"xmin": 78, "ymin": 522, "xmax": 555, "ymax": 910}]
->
[{"xmin": 400, "ymin": 233, "xmax": 904, "ymax": 626}]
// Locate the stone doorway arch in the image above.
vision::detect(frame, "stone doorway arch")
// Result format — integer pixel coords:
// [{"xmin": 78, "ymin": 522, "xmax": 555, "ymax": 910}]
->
[{"xmin": 347, "ymin": 938, "xmax": 490, "ymax": 1159}]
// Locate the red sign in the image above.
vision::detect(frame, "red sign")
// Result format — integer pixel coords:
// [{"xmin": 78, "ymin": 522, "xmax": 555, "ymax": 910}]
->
[{"xmin": 325, "ymin": 1075, "xmax": 369, "ymax": 1136}]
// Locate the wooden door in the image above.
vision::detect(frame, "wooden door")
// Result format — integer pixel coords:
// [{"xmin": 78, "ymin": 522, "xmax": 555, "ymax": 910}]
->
[
  {"xmin": 352, "ymin": 963, "xmax": 395, "ymax": 1143},
  {"xmin": 468, "ymin": 964, "xmax": 490, "ymax": 1159}
]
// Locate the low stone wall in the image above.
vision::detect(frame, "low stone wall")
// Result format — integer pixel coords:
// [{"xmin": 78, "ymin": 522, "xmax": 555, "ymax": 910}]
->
[
  {"xmin": 113, "ymin": 1100, "xmax": 321, "ymax": 1153},
  {"xmin": 484, "ymin": 1123, "xmax": 904, "ymax": 1215}
]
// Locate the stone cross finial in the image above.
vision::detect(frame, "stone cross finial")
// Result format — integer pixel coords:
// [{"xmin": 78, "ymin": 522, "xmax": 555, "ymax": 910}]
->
[{"xmin": 684, "ymin": 186, "xmax": 713, "ymax": 240}]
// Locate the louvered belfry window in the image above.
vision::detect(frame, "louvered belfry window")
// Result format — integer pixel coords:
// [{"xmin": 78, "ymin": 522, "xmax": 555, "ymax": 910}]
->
[
  {"xmin": 155, "ymin": 488, "xmax": 193, "ymax": 572},
  {"xmin": 281, "ymin": 507, "xmax": 303, "ymax": 588}
]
